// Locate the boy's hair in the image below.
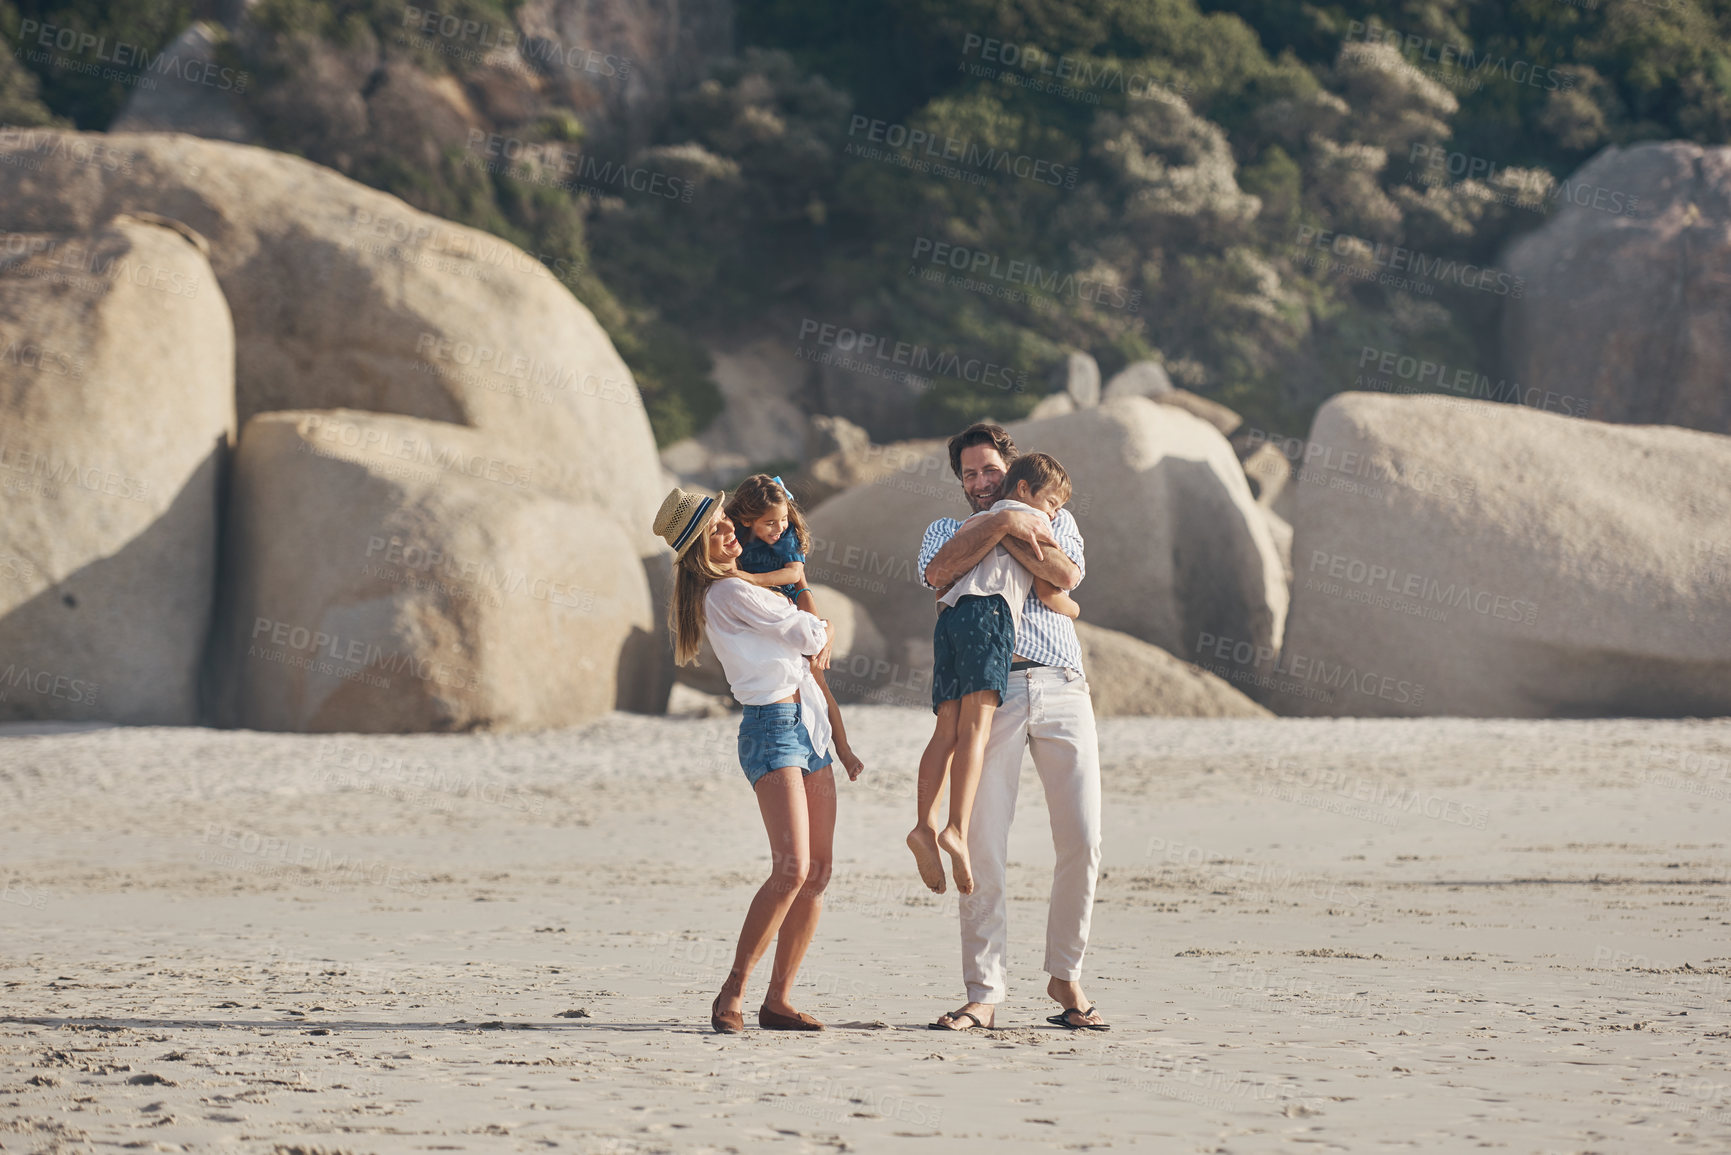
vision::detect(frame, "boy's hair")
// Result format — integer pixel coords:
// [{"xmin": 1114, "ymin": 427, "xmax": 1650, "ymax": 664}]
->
[
  {"xmin": 946, "ymin": 422, "xmax": 1017, "ymax": 479},
  {"xmin": 723, "ymin": 473, "xmax": 811, "ymax": 555},
  {"xmin": 1003, "ymin": 452, "xmax": 1071, "ymax": 505}
]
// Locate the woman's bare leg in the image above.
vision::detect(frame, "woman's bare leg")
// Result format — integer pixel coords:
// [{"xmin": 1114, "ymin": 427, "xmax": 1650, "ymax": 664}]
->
[
  {"xmin": 716, "ymin": 767, "xmax": 810, "ymax": 1017},
  {"xmin": 908, "ymin": 700, "xmax": 960, "ymax": 893},
  {"xmin": 936, "ymin": 689, "xmax": 998, "ymax": 895},
  {"xmin": 765, "ymin": 766, "xmax": 836, "ymax": 1014}
]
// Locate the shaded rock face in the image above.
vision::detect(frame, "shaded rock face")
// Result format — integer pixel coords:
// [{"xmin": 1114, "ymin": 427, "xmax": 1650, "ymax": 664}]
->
[
  {"xmin": 1278, "ymin": 392, "xmax": 1731, "ymax": 718},
  {"xmin": 0, "ymin": 217, "xmax": 235, "ymax": 724},
  {"xmin": 806, "ymin": 398, "xmax": 1288, "ymax": 665},
  {"xmin": 516, "ymin": 0, "xmax": 736, "ymax": 152},
  {"xmin": 660, "ymin": 336, "xmax": 809, "ymax": 490},
  {"xmin": 1502, "ymin": 141, "xmax": 1731, "ymax": 436},
  {"xmin": 205, "ymin": 411, "xmax": 653, "ymax": 733},
  {"xmin": 0, "ymin": 130, "xmax": 666, "ymax": 555},
  {"xmin": 1076, "ymin": 622, "xmax": 1272, "ymax": 718}
]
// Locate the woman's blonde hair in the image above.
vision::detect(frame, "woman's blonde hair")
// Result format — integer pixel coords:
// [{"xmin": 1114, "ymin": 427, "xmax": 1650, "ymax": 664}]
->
[
  {"xmin": 724, "ymin": 474, "xmax": 811, "ymax": 555},
  {"xmin": 670, "ymin": 506, "xmax": 734, "ymax": 666}
]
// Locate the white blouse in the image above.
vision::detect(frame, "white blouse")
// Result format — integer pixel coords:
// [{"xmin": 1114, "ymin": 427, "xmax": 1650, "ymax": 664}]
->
[{"xmin": 703, "ymin": 578, "xmax": 833, "ymax": 755}]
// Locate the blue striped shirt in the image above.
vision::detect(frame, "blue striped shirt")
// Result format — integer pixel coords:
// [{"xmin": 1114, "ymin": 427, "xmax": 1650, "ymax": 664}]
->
[{"xmin": 918, "ymin": 507, "xmax": 1086, "ymax": 673}]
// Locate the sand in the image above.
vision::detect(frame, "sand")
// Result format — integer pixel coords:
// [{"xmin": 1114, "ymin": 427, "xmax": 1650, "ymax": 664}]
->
[{"xmin": 2, "ymin": 708, "xmax": 1730, "ymax": 1153}]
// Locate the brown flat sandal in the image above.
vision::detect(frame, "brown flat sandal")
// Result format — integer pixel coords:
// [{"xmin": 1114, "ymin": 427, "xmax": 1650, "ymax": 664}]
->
[
  {"xmin": 758, "ymin": 1004, "xmax": 824, "ymax": 1031},
  {"xmin": 711, "ymin": 994, "xmax": 744, "ymax": 1034}
]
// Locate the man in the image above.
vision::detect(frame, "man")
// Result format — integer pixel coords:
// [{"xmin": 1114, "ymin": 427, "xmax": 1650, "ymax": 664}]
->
[{"xmin": 916, "ymin": 422, "xmax": 1106, "ymax": 1032}]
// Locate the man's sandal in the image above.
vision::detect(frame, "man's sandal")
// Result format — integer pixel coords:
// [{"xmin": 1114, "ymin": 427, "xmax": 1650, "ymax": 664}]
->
[
  {"xmin": 1046, "ymin": 1005, "xmax": 1110, "ymax": 1031},
  {"xmin": 930, "ymin": 1009, "xmax": 989, "ymax": 1031}
]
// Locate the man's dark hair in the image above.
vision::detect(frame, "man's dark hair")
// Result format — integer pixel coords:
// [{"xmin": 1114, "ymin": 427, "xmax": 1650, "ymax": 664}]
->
[{"xmin": 946, "ymin": 422, "xmax": 1017, "ymax": 479}]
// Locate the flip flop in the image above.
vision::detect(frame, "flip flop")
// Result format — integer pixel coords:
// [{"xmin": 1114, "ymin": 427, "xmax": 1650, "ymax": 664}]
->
[
  {"xmin": 930, "ymin": 1009, "xmax": 989, "ymax": 1031},
  {"xmin": 1046, "ymin": 1005, "xmax": 1110, "ymax": 1031}
]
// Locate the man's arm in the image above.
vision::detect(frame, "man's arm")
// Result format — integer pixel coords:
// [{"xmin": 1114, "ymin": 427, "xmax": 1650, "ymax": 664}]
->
[{"xmin": 923, "ymin": 508, "xmax": 1060, "ymax": 589}]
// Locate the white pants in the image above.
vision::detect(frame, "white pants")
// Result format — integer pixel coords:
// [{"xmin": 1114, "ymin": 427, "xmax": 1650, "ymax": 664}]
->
[{"xmin": 959, "ymin": 665, "xmax": 1102, "ymax": 1005}]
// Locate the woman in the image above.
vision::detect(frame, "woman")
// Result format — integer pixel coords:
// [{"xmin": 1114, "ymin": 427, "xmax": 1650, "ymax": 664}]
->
[{"xmin": 652, "ymin": 486, "xmax": 862, "ymax": 1033}]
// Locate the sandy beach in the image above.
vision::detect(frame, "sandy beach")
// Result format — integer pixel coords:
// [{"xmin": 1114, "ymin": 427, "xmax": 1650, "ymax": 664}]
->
[{"xmin": 3, "ymin": 708, "xmax": 1730, "ymax": 1152}]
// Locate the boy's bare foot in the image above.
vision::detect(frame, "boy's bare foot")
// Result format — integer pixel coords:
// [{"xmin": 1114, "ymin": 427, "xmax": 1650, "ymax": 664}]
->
[
  {"xmin": 936, "ymin": 825, "xmax": 974, "ymax": 894},
  {"xmin": 906, "ymin": 826, "xmax": 946, "ymax": 893}
]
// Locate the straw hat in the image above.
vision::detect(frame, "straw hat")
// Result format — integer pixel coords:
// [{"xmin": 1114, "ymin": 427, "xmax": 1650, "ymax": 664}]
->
[{"xmin": 652, "ymin": 486, "xmax": 725, "ymax": 558}]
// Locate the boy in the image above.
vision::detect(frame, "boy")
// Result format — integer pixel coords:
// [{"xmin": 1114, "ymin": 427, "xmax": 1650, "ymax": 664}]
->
[{"xmin": 910, "ymin": 452, "xmax": 1078, "ymax": 894}]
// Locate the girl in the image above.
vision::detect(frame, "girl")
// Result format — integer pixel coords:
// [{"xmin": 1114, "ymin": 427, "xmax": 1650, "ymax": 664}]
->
[
  {"xmin": 653, "ymin": 485, "xmax": 861, "ymax": 1034},
  {"xmin": 724, "ymin": 475, "xmax": 865, "ymax": 779}
]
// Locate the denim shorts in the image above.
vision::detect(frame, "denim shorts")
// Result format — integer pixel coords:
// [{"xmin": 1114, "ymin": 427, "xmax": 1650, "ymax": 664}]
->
[
  {"xmin": 931, "ymin": 593, "xmax": 1015, "ymax": 713},
  {"xmin": 737, "ymin": 702, "xmax": 832, "ymax": 787}
]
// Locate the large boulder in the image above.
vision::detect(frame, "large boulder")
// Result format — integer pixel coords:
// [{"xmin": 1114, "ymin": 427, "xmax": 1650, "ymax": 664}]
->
[
  {"xmin": 1278, "ymin": 392, "xmax": 1731, "ymax": 717},
  {"xmin": 806, "ymin": 396, "xmax": 1289, "ymax": 664},
  {"xmin": 1103, "ymin": 360, "xmax": 1174, "ymax": 401},
  {"xmin": 204, "ymin": 410, "xmax": 653, "ymax": 732},
  {"xmin": 674, "ymin": 582, "xmax": 889, "ymax": 701},
  {"xmin": 0, "ymin": 216, "xmax": 234, "ymax": 724},
  {"xmin": 1503, "ymin": 141, "xmax": 1731, "ymax": 435},
  {"xmin": 1050, "ymin": 351, "xmax": 1101, "ymax": 408},
  {"xmin": 1077, "ymin": 623, "xmax": 1272, "ymax": 717},
  {"xmin": 0, "ymin": 130, "xmax": 665, "ymax": 554}
]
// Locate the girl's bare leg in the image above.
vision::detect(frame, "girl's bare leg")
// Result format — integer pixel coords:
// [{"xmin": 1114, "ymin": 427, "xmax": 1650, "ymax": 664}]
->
[
  {"xmin": 717, "ymin": 767, "xmax": 811, "ymax": 1018},
  {"xmin": 812, "ymin": 666, "xmax": 863, "ymax": 779},
  {"xmin": 765, "ymin": 766, "xmax": 836, "ymax": 1014},
  {"xmin": 936, "ymin": 689, "xmax": 998, "ymax": 895},
  {"xmin": 907, "ymin": 700, "xmax": 959, "ymax": 893}
]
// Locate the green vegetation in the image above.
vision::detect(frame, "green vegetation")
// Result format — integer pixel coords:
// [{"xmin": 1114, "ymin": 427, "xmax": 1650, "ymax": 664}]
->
[{"xmin": 7, "ymin": 0, "xmax": 1730, "ymax": 441}]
